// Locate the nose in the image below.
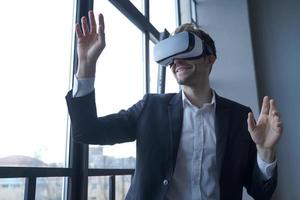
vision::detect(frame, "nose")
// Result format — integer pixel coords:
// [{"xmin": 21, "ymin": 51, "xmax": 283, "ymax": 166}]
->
[
  {"xmin": 170, "ymin": 58, "xmax": 185, "ymax": 68},
  {"xmin": 173, "ymin": 58, "xmax": 185, "ymax": 64}
]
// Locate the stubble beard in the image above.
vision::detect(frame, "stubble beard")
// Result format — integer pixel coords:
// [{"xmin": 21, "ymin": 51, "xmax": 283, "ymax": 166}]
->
[{"xmin": 176, "ymin": 71, "xmax": 197, "ymax": 86}]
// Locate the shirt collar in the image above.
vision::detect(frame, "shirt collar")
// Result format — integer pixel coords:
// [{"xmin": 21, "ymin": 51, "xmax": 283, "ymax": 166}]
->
[{"xmin": 181, "ymin": 89, "xmax": 216, "ymax": 111}]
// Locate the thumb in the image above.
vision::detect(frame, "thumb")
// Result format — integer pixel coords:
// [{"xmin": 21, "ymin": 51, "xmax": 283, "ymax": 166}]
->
[{"xmin": 247, "ymin": 112, "xmax": 256, "ymax": 132}]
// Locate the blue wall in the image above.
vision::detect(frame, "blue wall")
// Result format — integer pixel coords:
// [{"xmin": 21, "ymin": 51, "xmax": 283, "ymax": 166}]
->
[{"xmin": 248, "ymin": 0, "xmax": 300, "ymax": 199}]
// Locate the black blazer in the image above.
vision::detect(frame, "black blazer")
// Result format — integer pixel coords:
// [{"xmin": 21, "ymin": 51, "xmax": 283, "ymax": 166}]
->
[{"xmin": 66, "ymin": 90, "xmax": 277, "ymax": 200}]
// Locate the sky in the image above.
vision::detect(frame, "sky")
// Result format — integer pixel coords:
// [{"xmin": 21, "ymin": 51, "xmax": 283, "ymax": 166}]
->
[{"xmin": 0, "ymin": 0, "xmax": 178, "ymax": 166}]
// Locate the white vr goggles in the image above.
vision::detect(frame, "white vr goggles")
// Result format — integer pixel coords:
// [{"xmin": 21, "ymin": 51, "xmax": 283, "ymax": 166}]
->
[{"xmin": 153, "ymin": 31, "xmax": 212, "ymax": 66}]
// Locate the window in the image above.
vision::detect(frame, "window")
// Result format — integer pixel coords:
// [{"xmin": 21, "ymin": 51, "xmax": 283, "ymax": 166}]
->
[
  {"xmin": 0, "ymin": 178, "xmax": 25, "ymax": 199},
  {"xmin": 88, "ymin": 177, "xmax": 109, "ymax": 200},
  {"xmin": 90, "ymin": 0, "xmax": 144, "ymax": 171},
  {"xmin": 0, "ymin": 0, "xmax": 74, "ymax": 198},
  {"xmin": 0, "ymin": 0, "xmax": 74, "ymax": 168},
  {"xmin": 0, "ymin": 0, "xmax": 180, "ymax": 199},
  {"xmin": 150, "ymin": 0, "xmax": 177, "ymax": 34},
  {"xmin": 165, "ymin": 67, "xmax": 180, "ymax": 93},
  {"xmin": 115, "ymin": 175, "xmax": 132, "ymax": 200},
  {"xmin": 35, "ymin": 177, "xmax": 64, "ymax": 199},
  {"xmin": 150, "ymin": 0, "xmax": 180, "ymax": 93},
  {"xmin": 87, "ymin": 0, "xmax": 179, "ymax": 198}
]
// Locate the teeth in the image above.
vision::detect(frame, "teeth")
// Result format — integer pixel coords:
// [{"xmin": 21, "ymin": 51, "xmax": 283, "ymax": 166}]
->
[{"xmin": 176, "ymin": 68, "xmax": 186, "ymax": 72}]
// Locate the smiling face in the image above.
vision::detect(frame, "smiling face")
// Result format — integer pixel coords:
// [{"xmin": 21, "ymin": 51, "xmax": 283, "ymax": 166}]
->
[
  {"xmin": 170, "ymin": 56, "xmax": 215, "ymax": 87},
  {"xmin": 170, "ymin": 24, "xmax": 216, "ymax": 88}
]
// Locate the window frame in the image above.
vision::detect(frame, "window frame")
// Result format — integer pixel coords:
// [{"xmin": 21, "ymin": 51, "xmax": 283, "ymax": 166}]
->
[
  {"xmin": 190, "ymin": 0, "xmax": 198, "ymax": 25},
  {"xmin": 0, "ymin": 0, "xmax": 181, "ymax": 199}
]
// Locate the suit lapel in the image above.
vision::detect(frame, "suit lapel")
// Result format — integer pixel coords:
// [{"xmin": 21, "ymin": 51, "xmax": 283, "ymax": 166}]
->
[
  {"xmin": 168, "ymin": 92, "xmax": 183, "ymax": 170},
  {"xmin": 215, "ymin": 93, "xmax": 231, "ymax": 179}
]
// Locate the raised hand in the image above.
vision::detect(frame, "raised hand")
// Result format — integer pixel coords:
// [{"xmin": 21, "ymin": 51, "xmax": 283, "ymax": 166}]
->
[
  {"xmin": 75, "ymin": 10, "xmax": 106, "ymax": 78},
  {"xmin": 247, "ymin": 96, "xmax": 283, "ymax": 162}
]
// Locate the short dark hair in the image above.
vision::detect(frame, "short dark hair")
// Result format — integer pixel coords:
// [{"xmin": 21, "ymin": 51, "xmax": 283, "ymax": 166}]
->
[{"xmin": 174, "ymin": 23, "xmax": 217, "ymax": 58}]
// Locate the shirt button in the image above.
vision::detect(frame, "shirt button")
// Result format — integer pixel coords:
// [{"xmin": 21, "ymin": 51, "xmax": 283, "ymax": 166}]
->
[{"xmin": 163, "ymin": 179, "xmax": 169, "ymax": 186}]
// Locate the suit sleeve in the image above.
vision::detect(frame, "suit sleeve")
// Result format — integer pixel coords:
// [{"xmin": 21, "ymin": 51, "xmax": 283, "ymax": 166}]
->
[
  {"xmin": 244, "ymin": 107, "xmax": 278, "ymax": 200},
  {"xmin": 65, "ymin": 90, "xmax": 147, "ymax": 145}
]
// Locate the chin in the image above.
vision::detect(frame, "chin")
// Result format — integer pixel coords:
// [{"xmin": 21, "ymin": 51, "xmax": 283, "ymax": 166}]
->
[
  {"xmin": 177, "ymin": 78, "xmax": 192, "ymax": 86},
  {"xmin": 176, "ymin": 73, "xmax": 198, "ymax": 86}
]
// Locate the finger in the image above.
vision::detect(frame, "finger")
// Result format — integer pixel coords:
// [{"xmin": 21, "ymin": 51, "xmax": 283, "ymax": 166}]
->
[
  {"xmin": 260, "ymin": 96, "xmax": 270, "ymax": 115},
  {"xmin": 272, "ymin": 110, "xmax": 280, "ymax": 117},
  {"xmin": 75, "ymin": 23, "xmax": 83, "ymax": 38},
  {"xmin": 98, "ymin": 13, "xmax": 105, "ymax": 33},
  {"xmin": 273, "ymin": 115, "xmax": 280, "ymax": 122},
  {"xmin": 276, "ymin": 121, "xmax": 283, "ymax": 128},
  {"xmin": 81, "ymin": 16, "xmax": 89, "ymax": 36},
  {"xmin": 89, "ymin": 10, "xmax": 97, "ymax": 34},
  {"xmin": 269, "ymin": 99, "xmax": 277, "ymax": 115},
  {"xmin": 275, "ymin": 122, "xmax": 283, "ymax": 134},
  {"xmin": 276, "ymin": 126, "xmax": 283, "ymax": 134},
  {"xmin": 272, "ymin": 112, "xmax": 281, "ymax": 125},
  {"xmin": 273, "ymin": 116, "xmax": 283, "ymax": 133},
  {"xmin": 247, "ymin": 112, "xmax": 256, "ymax": 132}
]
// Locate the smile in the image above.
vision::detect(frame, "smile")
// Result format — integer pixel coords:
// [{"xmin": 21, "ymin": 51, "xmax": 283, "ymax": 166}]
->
[{"xmin": 175, "ymin": 66, "xmax": 192, "ymax": 73}]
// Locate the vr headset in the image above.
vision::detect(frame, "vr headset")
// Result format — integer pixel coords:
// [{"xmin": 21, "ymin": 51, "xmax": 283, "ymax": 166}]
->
[{"xmin": 153, "ymin": 31, "xmax": 212, "ymax": 66}]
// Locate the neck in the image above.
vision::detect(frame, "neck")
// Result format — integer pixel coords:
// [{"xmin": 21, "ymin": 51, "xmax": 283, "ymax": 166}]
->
[{"xmin": 182, "ymin": 80, "xmax": 212, "ymax": 108}]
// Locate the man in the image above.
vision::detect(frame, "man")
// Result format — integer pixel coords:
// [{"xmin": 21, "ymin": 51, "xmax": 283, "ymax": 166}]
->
[{"xmin": 66, "ymin": 11, "xmax": 283, "ymax": 200}]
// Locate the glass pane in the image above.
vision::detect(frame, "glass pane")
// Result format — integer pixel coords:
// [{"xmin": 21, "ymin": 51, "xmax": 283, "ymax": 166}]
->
[
  {"xmin": 92, "ymin": 1, "xmax": 144, "ymax": 167},
  {"xmin": 89, "ymin": 146, "xmax": 135, "ymax": 169},
  {"xmin": 150, "ymin": 0, "xmax": 179, "ymax": 93},
  {"xmin": 165, "ymin": 68, "xmax": 180, "ymax": 93},
  {"xmin": 0, "ymin": 0, "xmax": 74, "ymax": 167},
  {"xmin": 149, "ymin": 41, "xmax": 159, "ymax": 93},
  {"xmin": 150, "ymin": 0, "xmax": 177, "ymax": 33},
  {"xmin": 88, "ymin": 176, "xmax": 109, "ymax": 200},
  {"xmin": 115, "ymin": 175, "xmax": 131, "ymax": 200},
  {"xmin": 0, "ymin": 178, "xmax": 25, "ymax": 199},
  {"xmin": 88, "ymin": 176, "xmax": 132, "ymax": 200},
  {"xmin": 36, "ymin": 177, "xmax": 64, "ymax": 200}
]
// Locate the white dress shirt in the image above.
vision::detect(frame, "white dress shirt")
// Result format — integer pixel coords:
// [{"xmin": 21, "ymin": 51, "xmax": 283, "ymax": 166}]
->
[
  {"xmin": 166, "ymin": 91, "xmax": 219, "ymax": 200},
  {"xmin": 72, "ymin": 76, "xmax": 277, "ymax": 199}
]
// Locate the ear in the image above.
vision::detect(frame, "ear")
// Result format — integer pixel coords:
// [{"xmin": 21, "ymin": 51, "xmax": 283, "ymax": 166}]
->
[
  {"xmin": 206, "ymin": 55, "xmax": 216, "ymax": 74},
  {"xmin": 207, "ymin": 55, "xmax": 216, "ymax": 65}
]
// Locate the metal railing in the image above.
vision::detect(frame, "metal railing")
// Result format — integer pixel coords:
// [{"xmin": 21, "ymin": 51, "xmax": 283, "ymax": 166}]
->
[{"xmin": 0, "ymin": 167, "xmax": 134, "ymax": 200}]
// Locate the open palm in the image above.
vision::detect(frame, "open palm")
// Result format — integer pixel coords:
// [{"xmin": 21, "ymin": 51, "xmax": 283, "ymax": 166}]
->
[
  {"xmin": 75, "ymin": 11, "xmax": 105, "ymax": 75},
  {"xmin": 247, "ymin": 96, "xmax": 283, "ymax": 150}
]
